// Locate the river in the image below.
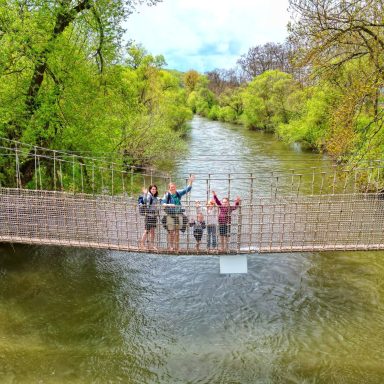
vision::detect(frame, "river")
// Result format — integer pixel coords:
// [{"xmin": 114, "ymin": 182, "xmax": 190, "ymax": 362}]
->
[{"xmin": 1, "ymin": 116, "xmax": 384, "ymax": 383}]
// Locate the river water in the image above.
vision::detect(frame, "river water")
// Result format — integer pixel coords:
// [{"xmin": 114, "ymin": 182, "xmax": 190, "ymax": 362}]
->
[{"xmin": 1, "ymin": 116, "xmax": 384, "ymax": 383}]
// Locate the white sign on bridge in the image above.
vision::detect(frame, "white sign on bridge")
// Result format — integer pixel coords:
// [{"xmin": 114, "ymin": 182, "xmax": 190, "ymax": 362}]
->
[{"xmin": 220, "ymin": 255, "xmax": 248, "ymax": 274}]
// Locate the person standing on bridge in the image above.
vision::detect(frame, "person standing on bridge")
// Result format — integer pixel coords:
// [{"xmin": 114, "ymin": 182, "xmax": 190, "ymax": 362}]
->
[
  {"xmin": 189, "ymin": 211, "xmax": 206, "ymax": 252},
  {"xmin": 162, "ymin": 175, "xmax": 195, "ymax": 252},
  {"xmin": 139, "ymin": 185, "xmax": 160, "ymax": 250},
  {"xmin": 195, "ymin": 198, "xmax": 218, "ymax": 250},
  {"xmin": 212, "ymin": 191, "xmax": 241, "ymax": 252}
]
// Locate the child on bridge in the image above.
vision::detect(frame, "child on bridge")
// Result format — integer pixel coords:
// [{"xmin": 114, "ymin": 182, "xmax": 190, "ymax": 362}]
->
[
  {"xmin": 195, "ymin": 199, "xmax": 218, "ymax": 250},
  {"xmin": 189, "ymin": 211, "xmax": 206, "ymax": 251},
  {"xmin": 212, "ymin": 191, "xmax": 241, "ymax": 252}
]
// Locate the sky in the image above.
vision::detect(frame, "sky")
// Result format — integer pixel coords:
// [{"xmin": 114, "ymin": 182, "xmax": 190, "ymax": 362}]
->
[{"xmin": 125, "ymin": 0, "xmax": 291, "ymax": 73}]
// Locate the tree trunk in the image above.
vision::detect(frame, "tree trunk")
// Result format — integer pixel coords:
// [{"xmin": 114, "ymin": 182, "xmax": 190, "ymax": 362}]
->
[{"xmin": 24, "ymin": 0, "xmax": 92, "ymax": 123}]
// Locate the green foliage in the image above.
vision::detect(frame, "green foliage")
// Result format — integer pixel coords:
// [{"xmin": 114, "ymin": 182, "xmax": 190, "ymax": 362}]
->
[
  {"xmin": 277, "ymin": 85, "xmax": 339, "ymax": 150},
  {"xmin": 208, "ymin": 105, "xmax": 220, "ymax": 120},
  {"xmin": 241, "ymin": 70, "xmax": 297, "ymax": 131},
  {"xmin": 184, "ymin": 70, "xmax": 200, "ymax": 93},
  {"xmin": 0, "ymin": 1, "xmax": 191, "ymax": 188},
  {"xmin": 217, "ymin": 106, "xmax": 238, "ymax": 123},
  {"xmin": 216, "ymin": 88, "xmax": 244, "ymax": 123},
  {"xmin": 352, "ymin": 112, "xmax": 384, "ymax": 161},
  {"xmin": 185, "ymin": 75, "xmax": 218, "ymax": 117},
  {"xmin": 195, "ymin": 87, "xmax": 217, "ymax": 117},
  {"xmin": 187, "ymin": 91, "xmax": 198, "ymax": 114},
  {"xmin": 288, "ymin": 1, "xmax": 384, "ymax": 163}
]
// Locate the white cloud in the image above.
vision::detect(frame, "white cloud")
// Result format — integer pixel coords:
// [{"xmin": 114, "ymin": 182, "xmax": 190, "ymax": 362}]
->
[{"xmin": 125, "ymin": 0, "xmax": 290, "ymax": 72}]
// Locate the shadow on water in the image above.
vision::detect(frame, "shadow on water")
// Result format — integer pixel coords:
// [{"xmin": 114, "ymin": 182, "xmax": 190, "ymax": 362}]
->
[{"xmin": 0, "ymin": 244, "xmax": 170, "ymax": 383}]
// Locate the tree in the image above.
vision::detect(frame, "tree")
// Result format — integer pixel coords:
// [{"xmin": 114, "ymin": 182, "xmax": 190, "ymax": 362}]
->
[
  {"xmin": 0, "ymin": 1, "xmax": 197, "ymax": 188},
  {"xmin": 0, "ymin": 0, "xmax": 161, "ymax": 144},
  {"xmin": 237, "ymin": 42, "xmax": 293, "ymax": 80},
  {"xmin": 216, "ymin": 88, "xmax": 244, "ymax": 123},
  {"xmin": 288, "ymin": 0, "xmax": 384, "ymax": 160},
  {"xmin": 276, "ymin": 84, "xmax": 339, "ymax": 150},
  {"xmin": 184, "ymin": 70, "xmax": 200, "ymax": 93},
  {"xmin": 288, "ymin": 0, "xmax": 384, "ymax": 75},
  {"xmin": 241, "ymin": 70, "xmax": 298, "ymax": 131},
  {"xmin": 205, "ymin": 68, "xmax": 243, "ymax": 95}
]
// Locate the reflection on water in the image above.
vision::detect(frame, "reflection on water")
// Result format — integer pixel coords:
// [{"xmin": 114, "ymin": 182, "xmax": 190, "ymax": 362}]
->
[
  {"xmin": 1, "ymin": 116, "xmax": 384, "ymax": 383},
  {"xmin": 0, "ymin": 245, "xmax": 166, "ymax": 383},
  {"xmin": 175, "ymin": 116, "xmax": 330, "ymax": 200}
]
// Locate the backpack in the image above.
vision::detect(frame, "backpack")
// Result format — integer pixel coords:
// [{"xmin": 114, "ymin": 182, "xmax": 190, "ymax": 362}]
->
[
  {"xmin": 165, "ymin": 191, "xmax": 180, "ymax": 204},
  {"xmin": 138, "ymin": 194, "xmax": 153, "ymax": 216},
  {"xmin": 138, "ymin": 195, "xmax": 146, "ymax": 216},
  {"xmin": 164, "ymin": 191, "xmax": 185, "ymax": 215}
]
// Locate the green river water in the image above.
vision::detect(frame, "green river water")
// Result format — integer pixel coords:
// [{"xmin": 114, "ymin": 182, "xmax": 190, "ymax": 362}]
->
[{"xmin": 1, "ymin": 116, "xmax": 384, "ymax": 383}]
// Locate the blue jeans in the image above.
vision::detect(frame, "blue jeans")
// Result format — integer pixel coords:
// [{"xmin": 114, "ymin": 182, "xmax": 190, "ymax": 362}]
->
[{"xmin": 207, "ymin": 224, "xmax": 217, "ymax": 248}]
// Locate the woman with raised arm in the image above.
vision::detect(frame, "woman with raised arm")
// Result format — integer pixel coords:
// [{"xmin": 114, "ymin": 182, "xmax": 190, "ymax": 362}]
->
[{"xmin": 162, "ymin": 175, "xmax": 195, "ymax": 251}]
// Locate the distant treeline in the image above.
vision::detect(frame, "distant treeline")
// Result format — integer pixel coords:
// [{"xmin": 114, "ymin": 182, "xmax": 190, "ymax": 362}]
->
[{"xmin": 187, "ymin": 0, "xmax": 384, "ymax": 163}]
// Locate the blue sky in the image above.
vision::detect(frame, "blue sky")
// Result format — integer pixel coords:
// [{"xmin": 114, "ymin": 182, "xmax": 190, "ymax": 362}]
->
[{"xmin": 125, "ymin": 0, "xmax": 290, "ymax": 73}]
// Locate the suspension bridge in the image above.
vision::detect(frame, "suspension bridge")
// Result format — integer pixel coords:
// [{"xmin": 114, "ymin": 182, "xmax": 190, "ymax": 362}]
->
[{"xmin": 1, "ymin": 137, "xmax": 384, "ymax": 254}]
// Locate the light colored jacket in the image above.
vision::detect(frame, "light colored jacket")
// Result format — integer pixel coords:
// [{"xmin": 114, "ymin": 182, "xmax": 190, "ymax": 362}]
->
[{"xmin": 143, "ymin": 192, "xmax": 160, "ymax": 214}]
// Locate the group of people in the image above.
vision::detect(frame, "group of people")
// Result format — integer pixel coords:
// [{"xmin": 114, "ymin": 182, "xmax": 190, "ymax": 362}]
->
[{"xmin": 139, "ymin": 175, "xmax": 241, "ymax": 252}]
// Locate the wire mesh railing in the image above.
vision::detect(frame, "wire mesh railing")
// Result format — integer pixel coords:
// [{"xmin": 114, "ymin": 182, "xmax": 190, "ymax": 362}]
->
[
  {"xmin": 1, "ymin": 188, "xmax": 384, "ymax": 254},
  {"xmin": 1, "ymin": 137, "xmax": 384, "ymax": 200},
  {"xmin": 0, "ymin": 137, "xmax": 172, "ymax": 196}
]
